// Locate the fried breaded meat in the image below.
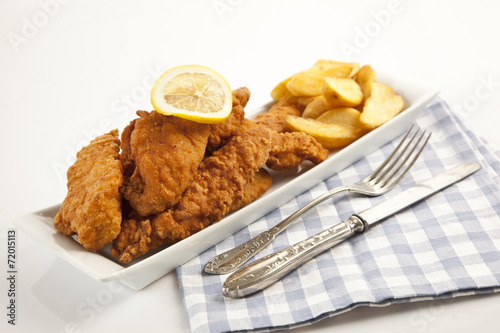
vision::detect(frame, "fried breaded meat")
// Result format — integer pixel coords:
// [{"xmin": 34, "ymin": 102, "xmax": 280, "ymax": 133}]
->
[
  {"xmin": 54, "ymin": 130, "xmax": 123, "ymax": 251},
  {"xmin": 155, "ymin": 127, "xmax": 272, "ymax": 241},
  {"xmin": 56, "ymin": 87, "xmax": 330, "ymax": 262},
  {"xmin": 121, "ymin": 111, "xmax": 210, "ymax": 216},
  {"xmin": 230, "ymin": 168, "xmax": 272, "ymax": 212},
  {"xmin": 111, "ymin": 127, "xmax": 272, "ymax": 262},
  {"xmin": 207, "ymin": 87, "xmax": 249, "ymax": 153},
  {"xmin": 239, "ymin": 98, "xmax": 329, "ymax": 171}
]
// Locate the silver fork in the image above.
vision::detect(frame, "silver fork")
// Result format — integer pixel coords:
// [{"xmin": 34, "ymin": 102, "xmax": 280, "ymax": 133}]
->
[{"xmin": 205, "ymin": 126, "xmax": 431, "ymax": 274}]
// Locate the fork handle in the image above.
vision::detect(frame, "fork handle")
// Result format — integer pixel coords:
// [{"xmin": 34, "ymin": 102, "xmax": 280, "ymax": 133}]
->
[
  {"xmin": 222, "ymin": 215, "xmax": 365, "ymax": 297},
  {"xmin": 204, "ymin": 185, "xmax": 351, "ymax": 274}
]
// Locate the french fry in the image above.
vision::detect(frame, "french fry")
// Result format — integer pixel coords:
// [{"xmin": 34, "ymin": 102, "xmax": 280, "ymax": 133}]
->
[
  {"xmin": 313, "ymin": 60, "xmax": 357, "ymax": 78},
  {"xmin": 322, "ymin": 77, "xmax": 363, "ymax": 108},
  {"xmin": 271, "ymin": 76, "xmax": 293, "ymax": 100},
  {"xmin": 281, "ymin": 89, "xmax": 299, "ymax": 103},
  {"xmin": 286, "ymin": 68, "xmax": 358, "ymax": 98},
  {"xmin": 271, "ymin": 60, "xmax": 406, "ymax": 151},
  {"xmin": 316, "ymin": 107, "xmax": 363, "ymax": 129},
  {"xmin": 359, "ymin": 82, "xmax": 404, "ymax": 130},
  {"xmin": 286, "ymin": 73, "xmax": 323, "ymax": 96},
  {"xmin": 355, "ymin": 65, "xmax": 376, "ymax": 103},
  {"xmin": 295, "ymin": 95, "xmax": 318, "ymax": 108},
  {"xmin": 271, "ymin": 67, "xmax": 318, "ymax": 100},
  {"xmin": 302, "ymin": 96, "xmax": 328, "ymax": 118},
  {"xmin": 275, "ymin": 61, "xmax": 361, "ymax": 100},
  {"xmin": 348, "ymin": 62, "xmax": 360, "ymax": 78},
  {"xmin": 286, "ymin": 115, "xmax": 362, "ymax": 149}
]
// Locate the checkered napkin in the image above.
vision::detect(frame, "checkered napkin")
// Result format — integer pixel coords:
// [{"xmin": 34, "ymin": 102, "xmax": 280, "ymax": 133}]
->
[{"xmin": 176, "ymin": 97, "xmax": 500, "ymax": 333}]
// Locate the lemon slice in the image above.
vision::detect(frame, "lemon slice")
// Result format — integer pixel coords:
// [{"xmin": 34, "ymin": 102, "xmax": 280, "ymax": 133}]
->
[{"xmin": 151, "ymin": 65, "xmax": 232, "ymax": 124}]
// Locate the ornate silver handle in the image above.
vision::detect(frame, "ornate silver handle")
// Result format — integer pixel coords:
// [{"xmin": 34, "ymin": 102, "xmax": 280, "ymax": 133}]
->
[
  {"xmin": 222, "ymin": 215, "xmax": 365, "ymax": 297},
  {"xmin": 205, "ymin": 185, "xmax": 351, "ymax": 274}
]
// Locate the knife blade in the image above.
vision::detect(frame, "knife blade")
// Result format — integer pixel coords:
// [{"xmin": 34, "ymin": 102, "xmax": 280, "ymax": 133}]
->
[{"xmin": 222, "ymin": 161, "xmax": 481, "ymax": 297}]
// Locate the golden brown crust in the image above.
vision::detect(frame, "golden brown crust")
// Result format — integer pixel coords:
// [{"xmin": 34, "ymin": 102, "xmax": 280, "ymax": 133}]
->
[
  {"xmin": 56, "ymin": 89, "xmax": 329, "ymax": 261},
  {"xmin": 121, "ymin": 111, "xmax": 211, "ymax": 216},
  {"xmin": 54, "ymin": 130, "xmax": 123, "ymax": 252},
  {"xmin": 156, "ymin": 127, "xmax": 272, "ymax": 241},
  {"xmin": 230, "ymin": 168, "xmax": 272, "ymax": 211},
  {"xmin": 112, "ymin": 127, "xmax": 272, "ymax": 262},
  {"xmin": 239, "ymin": 112, "xmax": 329, "ymax": 171},
  {"xmin": 251, "ymin": 99, "xmax": 301, "ymax": 133},
  {"xmin": 119, "ymin": 119, "xmax": 136, "ymax": 179},
  {"xmin": 266, "ymin": 131, "xmax": 329, "ymax": 171},
  {"xmin": 232, "ymin": 86, "xmax": 251, "ymax": 108},
  {"xmin": 110, "ymin": 218, "xmax": 152, "ymax": 263},
  {"xmin": 206, "ymin": 88, "xmax": 249, "ymax": 154}
]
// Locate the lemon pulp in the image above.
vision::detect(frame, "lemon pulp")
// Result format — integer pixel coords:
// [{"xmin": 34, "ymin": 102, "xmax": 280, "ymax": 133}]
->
[{"xmin": 151, "ymin": 65, "xmax": 232, "ymax": 124}]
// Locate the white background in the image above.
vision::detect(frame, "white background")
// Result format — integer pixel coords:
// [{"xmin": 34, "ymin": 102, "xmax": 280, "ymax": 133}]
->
[{"xmin": 1, "ymin": 0, "xmax": 499, "ymax": 332}]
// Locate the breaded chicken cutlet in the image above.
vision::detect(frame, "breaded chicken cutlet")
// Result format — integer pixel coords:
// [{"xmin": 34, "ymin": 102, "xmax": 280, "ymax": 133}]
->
[
  {"xmin": 111, "ymin": 127, "xmax": 272, "ymax": 263},
  {"xmin": 239, "ymin": 100, "xmax": 329, "ymax": 171},
  {"xmin": 120, "ymin": 111, "xmax": 211, "ymax": 216},
  {"xmin": 53, "ymin": 130, "xmax": 123, "ymax": 251},
  {"xmin": 55, "ymin": 87, "xmax": 329, "ymax": 263}
]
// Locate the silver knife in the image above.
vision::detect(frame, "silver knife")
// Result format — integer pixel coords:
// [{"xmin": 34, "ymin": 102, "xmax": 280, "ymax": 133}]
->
[{"xmin": 222, "ymin": 161, "xmax": 481, "ymax": 297}]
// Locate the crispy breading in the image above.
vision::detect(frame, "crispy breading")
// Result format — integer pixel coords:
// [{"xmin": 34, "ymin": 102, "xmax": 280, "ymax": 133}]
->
[
  {"xmin": 109, "ymin": 218, "xmax": 152, "ymax": 263},
  {"xmin": 251, "ymin": 99, "xmax": 301, "ymax": 132},
  {"xmin": 160, "ymin": 127, "xmax": 272, "ymax": 239},
  {"xmin": 206, "ymin": 87, "xmax": 248, "ymax": 154},
  {"xmin": 111, "ymin": 127, "xmax": 272, "ymax": 263},
  {"xmin": 111, "ymin": 168, "xmax": 272, "ymax": 263},
  {"xmin": 230, "ymin": 168, "xmax": 272, "ymax": 211},
  {"xmin": 240, "ymin": 116, "xmax": 329, "ymax": 171},
  {"xmin": 54, "ymin": 130, "xmax": 123, "ymax": 251},
  {"xmin": 56, "ymin": 88, "xmax": 329, "ymax": 260},
  {"xmin": 232, "ymin": 86, "xmax": 251, "ymax": 108},
  {"xmin": 121, "ymin": 111, "xmax": 211, "ymax": 216},
  {"xmin": 120, "ymin": 119, "xmax": 136, "ymax": 178},
  {"xmin": 266, "ymin": 131, "xmax": 329, "ymax": 171}
]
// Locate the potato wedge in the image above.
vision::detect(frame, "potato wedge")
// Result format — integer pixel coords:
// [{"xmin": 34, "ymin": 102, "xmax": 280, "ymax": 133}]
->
[
  {"xmin": 286, "ymin": 73, "xmax": 323, "ymax": 96},
  {"xmin": 317, "ymin": 107, "xmax": 363, "ymax": 129},
  {"xmin": 286, "ymin": 115, "xmax": 362, "ymax": 149},
  {"xmin": 271, "ymin": 66, "xmax": 318, "ymax": 100},
  {"xmin": 313, "ymin": 60, "xmax": 356, "ymax": 78},
  {"xmin": 322, "ymin": 77, "xmax": 363, "ymax": 108},
  {"xmin": 270, "ymin": 60, "xmax": 404, "ymax": 150},
  {"xmin": 355, "ymin": 65, "xmax": 376, "ymax": 101},
  {"xmin": 295, "ymin": 95, "xmax": 319, "ymax": 108},
  {"xmin": 271, "ymin": 76, "xmax": 293, "ymax": 100},
  {"xmin": 310, "ymin": 67, "xmax": 351, "ymax": 79},
  {"xmin": 360, "ymin": 82, "xmax": 404, "ymax": 130},
  {"xmin": 348, "ymin": 62, "xmax": 360, "ymax": 78},
  {"xmin": 281, "ymin": 89, "xmax": 299, "ymax": 103},
  {"xmin": 302, "ymin": 96, "xmax": 328, "ymax": 118}
]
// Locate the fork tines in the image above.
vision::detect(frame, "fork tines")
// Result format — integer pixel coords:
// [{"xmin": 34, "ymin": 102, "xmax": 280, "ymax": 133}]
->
[{"xmin": 368, "ymin": 125, "xmax": 431, "ymax": 188}]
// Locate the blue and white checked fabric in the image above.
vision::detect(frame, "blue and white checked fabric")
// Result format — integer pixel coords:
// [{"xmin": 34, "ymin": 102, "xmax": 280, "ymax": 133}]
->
[{"xmin": 176, "ymin": 97, "xmax": 500, "ymax": 333}]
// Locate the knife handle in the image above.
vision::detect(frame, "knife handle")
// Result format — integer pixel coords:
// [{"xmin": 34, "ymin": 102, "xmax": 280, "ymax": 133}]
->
[{"xmin": 222, "ymin": 215, "xmax": 365, "ymax": 297}]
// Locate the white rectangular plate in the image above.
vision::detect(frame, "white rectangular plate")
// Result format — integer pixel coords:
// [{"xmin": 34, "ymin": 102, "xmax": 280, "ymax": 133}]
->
[{"xmin": 14, "ymin": 72, "xmax": 439, "ymax": 290}]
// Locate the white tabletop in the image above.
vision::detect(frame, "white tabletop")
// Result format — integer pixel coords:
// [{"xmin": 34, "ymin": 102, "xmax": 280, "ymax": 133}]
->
[{"xmin": 1, "ymin": 0, "xmax": 499, "ymax": 332}]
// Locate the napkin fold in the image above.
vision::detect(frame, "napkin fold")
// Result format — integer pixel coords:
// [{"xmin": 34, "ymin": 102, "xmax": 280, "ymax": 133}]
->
[{"xmin": 176, "ymin": 97, "xmax": 500, "ymax": 333}]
